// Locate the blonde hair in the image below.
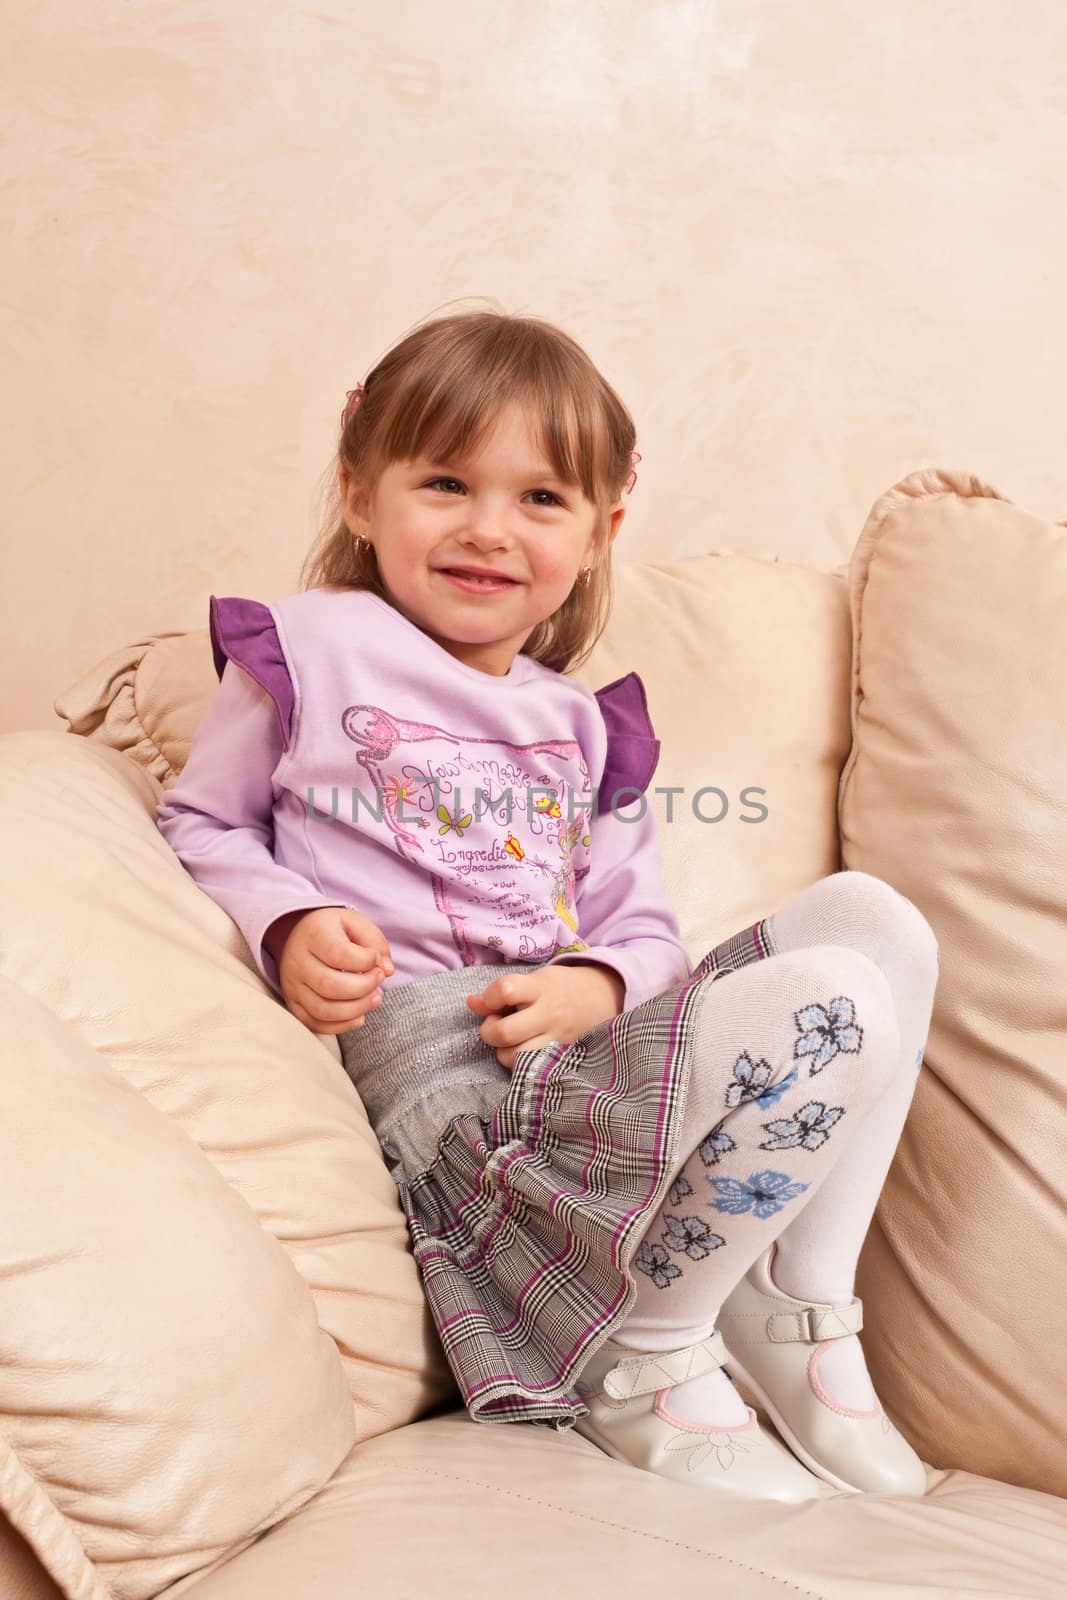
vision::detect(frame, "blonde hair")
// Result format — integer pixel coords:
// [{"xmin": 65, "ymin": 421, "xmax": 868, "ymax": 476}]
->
[{"xmin": 299, "ymin": 305, "xmax": 637, "ymax": 674}]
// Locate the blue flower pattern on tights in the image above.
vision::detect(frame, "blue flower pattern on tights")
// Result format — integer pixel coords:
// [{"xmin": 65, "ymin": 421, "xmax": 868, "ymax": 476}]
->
[
  {"xmin": 663, "ymin": 1213, "xmax": 726, "ymax": 1259},
  {"xmin": 634, "ymin": 989, "xmax": 865, "ymax": 1291},
  {"xmin": 697, "ymin": 1124, "xmax": 737, "ymax": 1166},
  {"xmin": 695, "ymin": 1050, "xmax": 803, "ymax": 1168},
  {"xmin": 706, "ymin": 1168, "xmax": 810, "ymax": 1218},
  {"xmin": 667, "ymin": 1170, "xmax": 694, "ymax": 1205},
  {"xmin": 724, "ymin": 1051, "xmax": 799, "ymax": 1110},
  {"xmin": 632, "ymin": 1239, "xmax": 684, "ymax": 1289},
  {"xmin": 759, "ymin": 1099, "xmax": 845, "ymax": 1152},
  {"xmin": 793, "ymin": 996, "xmax": 863, "ymax": 1074}
]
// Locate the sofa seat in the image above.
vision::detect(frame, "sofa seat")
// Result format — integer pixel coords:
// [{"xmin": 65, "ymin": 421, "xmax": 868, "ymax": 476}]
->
[{"xmin": 155, "ymin": 1412, "xmax": 1067, "ymax": 1600}]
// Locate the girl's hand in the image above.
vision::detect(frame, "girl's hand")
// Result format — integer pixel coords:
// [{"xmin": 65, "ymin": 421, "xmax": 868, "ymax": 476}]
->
[
  {"xmin": 265, "ymin": 906, "xmax": 395, "ymax": 1035},
  {"xmin": 466, "ymin": 963, "xmax": 625, "ymax": 1069}
]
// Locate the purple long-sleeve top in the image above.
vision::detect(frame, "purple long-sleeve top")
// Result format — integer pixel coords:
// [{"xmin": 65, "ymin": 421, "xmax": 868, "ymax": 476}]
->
[{"xmin": 155, "ymin": 587, "xmax": 693, "ymax": 1010}]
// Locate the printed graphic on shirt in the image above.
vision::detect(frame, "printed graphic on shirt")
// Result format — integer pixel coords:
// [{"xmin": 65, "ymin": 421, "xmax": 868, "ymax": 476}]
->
[{"xmin": 340, "ymin": 703, "xmax": 595, "ymax": 965}]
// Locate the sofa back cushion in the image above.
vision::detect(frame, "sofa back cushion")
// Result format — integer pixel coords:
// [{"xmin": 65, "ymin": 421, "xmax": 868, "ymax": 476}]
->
[
  {"xmin": 839, "ymin": 467, "xmax": 1067, "ymax": 1498},
  {"xmin": 575, "ymin": 555, "xmax": 851, "ymax": 960}
]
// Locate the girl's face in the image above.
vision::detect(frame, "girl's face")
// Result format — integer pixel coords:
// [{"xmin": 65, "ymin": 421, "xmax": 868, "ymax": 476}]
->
[{"xmin": 340, "ymin": 402, "xmax": 625, "ymax": 676}]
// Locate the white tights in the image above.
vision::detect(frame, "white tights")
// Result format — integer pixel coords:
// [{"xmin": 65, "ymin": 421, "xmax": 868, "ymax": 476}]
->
[{"xmin": 612, "ymin": 871, "xmax": 940, "ymax": 1425}]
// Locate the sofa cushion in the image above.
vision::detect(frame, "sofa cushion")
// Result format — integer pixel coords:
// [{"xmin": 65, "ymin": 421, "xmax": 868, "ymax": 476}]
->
[
  {"xmin": 0, "ymin": 976, "xmax": 354, "ymax": 1600},
  {"xmin": 839, "ymin": 467, "xmax": 1067, "ymax": 1498}
]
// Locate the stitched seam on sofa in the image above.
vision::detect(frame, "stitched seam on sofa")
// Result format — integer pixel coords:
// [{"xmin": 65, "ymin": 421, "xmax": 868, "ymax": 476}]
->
[
  {"xmin": 0, "ymin": 1434, "xmax": 109, "ymax": 1600},
  {"xmin": 356, "ymin": 1464, "xmax": 827, "ymax": 1597},
  {"xmin": 130, "ymin": 675, "xmax": 180, "ymax": 788},
  {"xmin": 839, "ymin": 488, "xmax": 963, "ymax": 823}
]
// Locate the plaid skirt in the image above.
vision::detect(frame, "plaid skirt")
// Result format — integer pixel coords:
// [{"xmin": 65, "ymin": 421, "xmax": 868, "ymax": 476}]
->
[{"xmin": 337, "ymin": 916, "xmax": 777, "ymax": 1431}]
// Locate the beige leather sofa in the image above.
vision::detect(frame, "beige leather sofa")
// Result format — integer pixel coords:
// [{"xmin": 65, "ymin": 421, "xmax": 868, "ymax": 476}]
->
[{"xmin": 2, "ymin": 467, "xmax": 1065, "ymax": 1599}]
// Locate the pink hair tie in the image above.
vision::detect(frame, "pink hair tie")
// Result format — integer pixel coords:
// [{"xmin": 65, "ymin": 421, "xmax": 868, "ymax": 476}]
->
[
  {"xmin": 340, "ymin": 382, "xmax": 365, "ymax": 429},
  {"xmin": 625, "ymin": 449, "xmax": 642, "ymax": 494}
]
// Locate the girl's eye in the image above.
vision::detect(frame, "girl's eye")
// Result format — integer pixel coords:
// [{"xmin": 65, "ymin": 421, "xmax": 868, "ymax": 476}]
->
[{"xmin": 425, "ymin": 478, "xmax": 562, "ymax": 507}]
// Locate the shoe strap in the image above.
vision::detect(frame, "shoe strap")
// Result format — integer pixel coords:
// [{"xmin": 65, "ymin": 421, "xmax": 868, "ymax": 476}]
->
[
  {"xmin": 766, "ymin": 1297, "xmax": 863, "ymax": 1343},
  {"xmin": 602, "ymin": 1329, "xmax": 728, "ymax": 1400}
]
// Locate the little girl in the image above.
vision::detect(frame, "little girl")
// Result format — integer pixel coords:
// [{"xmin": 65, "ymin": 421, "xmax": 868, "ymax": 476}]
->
[{"xmin": 156, "ymin": 308, "xmax": 939, "ymax": 1505}]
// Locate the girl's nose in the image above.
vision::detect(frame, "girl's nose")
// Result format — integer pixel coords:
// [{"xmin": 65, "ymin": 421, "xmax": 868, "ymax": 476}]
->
[{"xmin": 460, "ymin": 535, "xmax": 513, "ymax": 555}]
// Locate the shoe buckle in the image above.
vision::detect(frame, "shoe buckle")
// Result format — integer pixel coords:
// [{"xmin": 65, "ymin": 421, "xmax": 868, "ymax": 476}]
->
[
  {"xmin": 768, "ymin": 1298, "xmax": 864, "ymax": 1343},
  {"xmin": 602, "ymin": 1329, "xmax": 728, "ymax": 1401}
]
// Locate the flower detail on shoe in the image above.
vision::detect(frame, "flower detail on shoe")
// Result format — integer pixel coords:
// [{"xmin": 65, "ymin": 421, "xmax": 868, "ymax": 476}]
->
[
  {"xmin": 794, "ymin": 996, "xmax": 863, "ymax": 1075},
  {"xmin": 660, "ymin": 1422, "xmax": 760, "ymax": 1473},
  {"xmin": 725, "ymin": 1051, "xmax": 799, "ymax": 1110},
  {"xmin": 633, "ymin": 1239, "xmax": 685, "ymax": 1288},
  {"xmin": 661, "ymin": 1213, "xmax": 726, "ymax": 1261},
  {"xmin": 759, "ymin": 1099, "xmax": 846, "ymax": 1153},
  {"xmin": 706, "ymin": 1168, "xmax": 810, "ymax": 1218},
  {"xmin": 667, "ymin": 1169, "xmax": 694, "ymax": 1204}
]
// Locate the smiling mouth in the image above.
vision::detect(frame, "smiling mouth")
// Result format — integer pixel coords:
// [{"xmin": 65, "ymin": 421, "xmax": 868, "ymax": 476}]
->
[{"xmin": 438, "ymin": 568, "xmax": 519, "ymax": 587}]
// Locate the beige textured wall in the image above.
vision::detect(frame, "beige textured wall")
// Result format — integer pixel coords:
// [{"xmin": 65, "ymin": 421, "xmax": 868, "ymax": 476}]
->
[{"xmin": 4, "ymin": 1, "xmax": 1066, "ymax": 731}]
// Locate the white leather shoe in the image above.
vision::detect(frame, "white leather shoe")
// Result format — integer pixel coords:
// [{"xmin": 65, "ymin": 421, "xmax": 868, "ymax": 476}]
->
[
  {"xmin": 571, "ymin": 1327, "xmax": 841, "ymax": 1502},
  {"xmin": 716, "ymin": 1241, "xmax": 929, "ymax": 1495}
]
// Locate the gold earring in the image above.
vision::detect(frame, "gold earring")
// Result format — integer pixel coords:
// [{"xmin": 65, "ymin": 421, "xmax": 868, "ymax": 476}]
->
[
  {"xmin": 578, "ymin": 566, "xmax": 592, "ymax": 587},
  {"xmin": 355, "ymin": 534, "xmax": 372, "ymax": 556}
]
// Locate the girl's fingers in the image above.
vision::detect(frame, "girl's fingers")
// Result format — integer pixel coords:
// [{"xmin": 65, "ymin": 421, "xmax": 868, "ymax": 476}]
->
[
  {"xmin": 290, "ymin": 1001, "xmax": 371, "ymax": 1036},
  {"xmin": 305, "ymin": 955, "xmax": 385, "ymax": 1001},
  {"xmin": 320, "ymin": 927, "xmax": 390, "ymax": 975},
  {"xmin": 480, "ymin": 1003, "xmax": 546, "ymax": 1047},
  {"xmin": 289, "ymin": 1001, "xmax": 340, "ymax": 1034},
  {"xmin": 497, "ymin": 1034, "xmax": 554, "ymax": 1069},
  {"xmin": 292, "ymin": 981, "xmax": 384, "ymax": 1024},
  {"xmin": 476, "ymin": 975, "xmax": 533, "ymax": 1013}
]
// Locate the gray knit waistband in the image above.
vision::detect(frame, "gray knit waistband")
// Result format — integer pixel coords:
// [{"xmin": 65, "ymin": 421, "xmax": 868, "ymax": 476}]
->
[{"xmin": 336, "ymin": 961, "xmax": 534, "ymax": 1145}]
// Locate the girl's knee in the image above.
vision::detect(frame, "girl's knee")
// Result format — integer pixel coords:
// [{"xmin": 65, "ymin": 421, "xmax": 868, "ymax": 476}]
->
[{"xmin": 827, "ymin": 870, "xmax": 940, "ymax": 976}]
